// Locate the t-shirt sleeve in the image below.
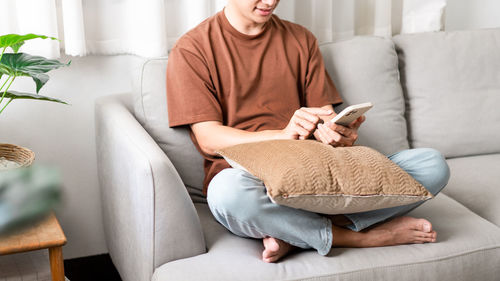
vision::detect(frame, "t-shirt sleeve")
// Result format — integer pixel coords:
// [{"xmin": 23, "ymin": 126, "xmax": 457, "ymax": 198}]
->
[
  {"xmin": 166, "ymin": 45, "xmax": 223, "ymax": 127},
  {"xmin": 304, "ymin": 36, "xmax": 343, "ymax": 108}
]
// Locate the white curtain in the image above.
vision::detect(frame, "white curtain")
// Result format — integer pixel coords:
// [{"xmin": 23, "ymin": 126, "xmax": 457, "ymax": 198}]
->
[{"xmin": 0, "ymin": 0, "xmax": 446, "ymax": 58}]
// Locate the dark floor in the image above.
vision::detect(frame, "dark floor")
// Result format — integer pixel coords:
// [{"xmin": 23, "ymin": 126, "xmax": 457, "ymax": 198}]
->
[{"xmin": 64, "ymin": 254, "xmax": 122, "ymax": 281}]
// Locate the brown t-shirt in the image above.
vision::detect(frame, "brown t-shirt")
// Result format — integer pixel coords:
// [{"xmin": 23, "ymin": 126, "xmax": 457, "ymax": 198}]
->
[{"xmin": 167, "ymin": 10, "xmax": 342, "ymax": 195}]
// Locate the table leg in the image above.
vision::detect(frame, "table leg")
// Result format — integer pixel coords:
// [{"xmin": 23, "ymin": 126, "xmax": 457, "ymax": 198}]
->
[{"xmin": 49, "ymin": 246, "xmax": 65, "ymax": 281}]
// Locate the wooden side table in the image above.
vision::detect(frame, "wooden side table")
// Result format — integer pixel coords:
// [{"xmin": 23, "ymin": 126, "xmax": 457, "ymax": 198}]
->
[{"xmin": 0, "ymin": 213, "xmax": 67, "ymax": 281}]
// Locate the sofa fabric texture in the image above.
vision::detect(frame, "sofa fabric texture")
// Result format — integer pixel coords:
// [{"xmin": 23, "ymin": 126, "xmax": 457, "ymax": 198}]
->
[
  {"xmin": 132, "ymin": 57, "xmax": 206, "ymax": 202},
  {"xmin": 96, "ymin": 95, "xmax": 206, "ymax": 281},
  {"xmin": 444, "ymin": 153, "xmax": 500, "ymax": 226},
  {"xmin": 393, "ymin": 28, "xmax": 500, "ymax": 158},
  {"xmin": 218, "ymin": 140, "xmax": 432, "ymax": 214}
]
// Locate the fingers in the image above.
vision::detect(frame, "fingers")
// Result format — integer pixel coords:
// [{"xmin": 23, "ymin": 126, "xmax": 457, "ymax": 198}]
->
[
  {"xmin": 325, "ymin": 122, "xmax": 358, "ymax": 141},
  {"xmin": 294, "ymin": 107, "xmax": 333, "ymax": 127},
  {"xmin": 292, "ymin": 119, "xmax": 314, "ymax": 138},
  {"xmin": 287, "ymin": 107, "xmax": 333, "ymax": 139},
  {"xmin": 314, "ymin": 125, "xmax": 330, "ymax": 144},
  {"xmin": 316, "ymin": 123, "xmax": 352, "ymax": 147},
  {"xmin": 329, "ymin": 123, "xmax": 351, "ymax": 137},
  {"xmin": 293, "ymin": 111, "xmax": 319, "ymax": 131},
  {"xmin": 349, "ymin": 115, "xmax": 366, "ymax": 129},
  {"xmin": 301, "ymin": 107, "xmax": 334, "ymax": 116}
]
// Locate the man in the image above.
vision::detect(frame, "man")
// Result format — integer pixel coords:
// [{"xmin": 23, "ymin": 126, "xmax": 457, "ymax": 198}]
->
[{"xmin": 167, "ymin": 0, "xmax": 450, "ymax": 263}]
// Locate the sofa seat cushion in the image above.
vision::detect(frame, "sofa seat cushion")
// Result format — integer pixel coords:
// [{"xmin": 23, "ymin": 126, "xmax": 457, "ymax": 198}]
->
[
  {"xmin": 444, "ymin": 153, "xmax": 500, "ymax": 226},
  {"xmin": 153, "ymin": 194, "xmax": 500, "ymax": 281}
]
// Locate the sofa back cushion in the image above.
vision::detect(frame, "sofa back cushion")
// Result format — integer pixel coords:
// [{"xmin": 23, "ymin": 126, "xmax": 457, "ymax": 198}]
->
[
  {"xmin": 393, "ymin": 29, "xmax": 500, "ymax": 158},
  {"xmin": 320, "ymin": 37, "xmax": 409, "ymax": 156},
  {"xmin": 133, "ymin": 58, "xmax": 206, "ymax": 202}
]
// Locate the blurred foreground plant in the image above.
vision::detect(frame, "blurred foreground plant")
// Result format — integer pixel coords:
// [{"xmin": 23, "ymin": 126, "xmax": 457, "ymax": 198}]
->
[{"xmin": 0, "ymin": 165, "xmax": 61, "ymax": 235}]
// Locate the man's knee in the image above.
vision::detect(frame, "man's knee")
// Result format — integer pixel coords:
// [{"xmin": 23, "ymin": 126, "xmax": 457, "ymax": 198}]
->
[
  {"xmin": 207, "ymin": 168, "xmax": 263, "ymax": 220},
  {"xmin": 207, "ymin": 169, "xmax": 243, "ymax": 211},
  {"xmin": 416, "ymin": 148, "xmax": 450, "ymax": 195}
]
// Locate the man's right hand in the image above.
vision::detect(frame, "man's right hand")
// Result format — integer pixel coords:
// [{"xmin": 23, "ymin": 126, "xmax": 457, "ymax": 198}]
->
[{"xmin": 280, "ymin": 107, "xmax": 333, "ymax": 140}]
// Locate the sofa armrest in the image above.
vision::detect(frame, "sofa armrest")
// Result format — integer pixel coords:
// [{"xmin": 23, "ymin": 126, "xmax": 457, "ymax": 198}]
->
[{"xmin": 95, "ymin": 93, "xmax": 206, "ymax": 281}]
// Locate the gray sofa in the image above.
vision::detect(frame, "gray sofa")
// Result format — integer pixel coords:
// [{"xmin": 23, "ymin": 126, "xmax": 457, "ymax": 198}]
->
[{"xmin": 95, "ymin": 28, "xmax": 500, "ymax": 281}]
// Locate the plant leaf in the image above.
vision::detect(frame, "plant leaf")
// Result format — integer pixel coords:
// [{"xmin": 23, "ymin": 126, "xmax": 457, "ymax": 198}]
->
[
  {"xmin": 1, "ymin": 90, "xmax": 68, "ymax": 104},
  {"xmin": 0, "ymin": 53, "xmax": 70, "ymax": 92},
  {"xmin": 10, "ymin": 42, "xmax": 25, "ymax": 53},
  {"xmin": 0, "ymin": 53, "xmax": 70, "ymax": 74},
  {"xmin": 31, "ymin": 73, "xmax": 50, "ymax": 93},
  {"xmin": 0, "ymin": 34, "xmax": 58, "ymax": 53}
]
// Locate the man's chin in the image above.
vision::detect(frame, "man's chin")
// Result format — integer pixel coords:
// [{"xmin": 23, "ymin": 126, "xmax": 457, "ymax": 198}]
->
[{"xmin": 251, "ymin": 13, "xmax": 273, "ymax": 24}]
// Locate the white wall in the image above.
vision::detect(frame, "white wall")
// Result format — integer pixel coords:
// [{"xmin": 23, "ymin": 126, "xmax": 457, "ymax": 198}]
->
[
  {"xmin": 0, "ymin": 54, "xmax": 142, "ymax": 259},
  {"xmin": 445, "ymin": 0, "xmax": 500, "ymax": 30},
  {"xmin": 1, "ymin": 1, "xmax": 499, "ymax": 260}
]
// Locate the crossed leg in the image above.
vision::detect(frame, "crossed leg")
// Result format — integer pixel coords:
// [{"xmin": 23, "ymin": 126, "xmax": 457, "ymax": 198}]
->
[{"xmin": 208, "ymin": 148, "xmax": 449, "ymax": 263}]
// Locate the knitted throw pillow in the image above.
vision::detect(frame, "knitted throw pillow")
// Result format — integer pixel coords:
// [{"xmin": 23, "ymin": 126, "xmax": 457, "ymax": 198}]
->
[{"xmin": 217, "ymin": 140, "xmax": 433, "ymax": 214}]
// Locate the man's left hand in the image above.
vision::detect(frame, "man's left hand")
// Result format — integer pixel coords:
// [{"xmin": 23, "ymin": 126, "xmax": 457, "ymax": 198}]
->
[{"xmin": 313, "ymin": 115, "xmax": 365, "ymax": 147}]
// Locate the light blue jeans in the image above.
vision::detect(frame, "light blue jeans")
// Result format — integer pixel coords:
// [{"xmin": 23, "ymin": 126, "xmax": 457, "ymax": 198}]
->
[{"xmin": 207, "ymin": 148, "xmax": 450, "ymax": 255}]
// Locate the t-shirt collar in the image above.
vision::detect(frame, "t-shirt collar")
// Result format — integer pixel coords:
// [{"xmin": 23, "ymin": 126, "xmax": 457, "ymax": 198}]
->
[{"xmin": 218, "ymin": 8, "xmax": 272, "ymax": 40}]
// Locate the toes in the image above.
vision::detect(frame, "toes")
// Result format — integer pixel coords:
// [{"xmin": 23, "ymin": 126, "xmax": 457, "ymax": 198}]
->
[
  {"xmin": 413, "ymin": 230, "xmax": 437, "ymax": 243},
  {"xmin": 414, "ymin": 236, "xmax": 436, "ymax": 243},
  {"xmin": 262, "ymin": 237, "xmax": 283, "ymax": 262},
  {"xmin": 263, "ymin": 237, "xmax": 280, "ymax": 252},
  {"xmin": 262, "ymin": 254, "xmax": 278, "ymax": 263},
  {"xmin": 414, "ymin": 230, "xmax": 436, "ymax": 238},
  {"xmin": 262, "ymin": 248, "xmax": 284, "ymax": 263},
  {"xmin": 262, "ymin": 237, "xmax": 295, "ymax": 263},
  {"xmin": 428, "ymin": 231, "xmax": 437, "ymax": 240},
  {"xmin": 262, "ymin": 250, "xmax": 279, "ymax": 262},
  {"xmin": 398, "ymin": 217, "xmax": 433, "ymax": 232},
  {"xmin": 414, "ymin": 219, "xmax": 433, "ymax": 232},
  {"xmin": 422, "ymin": 222, "xmax": 432, "ymax": 233},
  {"xmin": 430, "ymin": 231, "xmax": 437, "ymax": 242}
]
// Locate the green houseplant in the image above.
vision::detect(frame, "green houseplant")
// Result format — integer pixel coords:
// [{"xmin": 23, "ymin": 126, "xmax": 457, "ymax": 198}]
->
[
  {"xmin": 0, "ymin": 34, "xmax": 70, "ymax": 169},
  {"xmin": 0, "ymin": 33, "xmax": 70, "ymax": 115},
  {"xmin": 0, "ymin": 35, "xmax": 67, "ymax": 233}
]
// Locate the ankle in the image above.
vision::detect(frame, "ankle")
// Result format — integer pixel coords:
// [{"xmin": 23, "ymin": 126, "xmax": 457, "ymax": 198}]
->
[{"xmin": 331, "ymin": 224, "xmax": 366, "ymax": 247}]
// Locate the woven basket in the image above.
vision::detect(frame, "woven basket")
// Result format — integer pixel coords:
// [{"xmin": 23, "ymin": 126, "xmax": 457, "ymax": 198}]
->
[{"xmin": 0, "ymin": 143, "xmax": 35, "ymax": 167}]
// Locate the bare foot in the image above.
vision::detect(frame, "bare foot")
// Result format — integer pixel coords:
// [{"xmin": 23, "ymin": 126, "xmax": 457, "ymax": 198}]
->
[
  {"xmin": 332, "ymin": 216, "xmax": 437, "ymax": 248},
  {"xmin": 262, "ymin": 237, "xmax": 294, "ymax": 263}
]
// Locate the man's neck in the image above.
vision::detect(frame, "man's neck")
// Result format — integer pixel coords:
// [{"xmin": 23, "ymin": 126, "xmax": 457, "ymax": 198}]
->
[{"xmin": 224, "ymin": 6, "xmax": 266, "ymax": 36}]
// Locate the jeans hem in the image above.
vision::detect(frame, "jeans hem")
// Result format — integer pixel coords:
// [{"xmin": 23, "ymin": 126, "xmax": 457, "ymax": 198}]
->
[
  {"xmin": 317, "ymin": 218, "xmax": 333, "ymax": 256},
  {"xmin": 343, "ymin": 214, "xmax": 365, "ymax": 232}
]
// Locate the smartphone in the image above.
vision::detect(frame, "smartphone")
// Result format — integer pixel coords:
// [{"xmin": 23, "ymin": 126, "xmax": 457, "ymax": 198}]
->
[{"xmin": 329, "ymin": 102, "xmax": 373, "ymax": 127}]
